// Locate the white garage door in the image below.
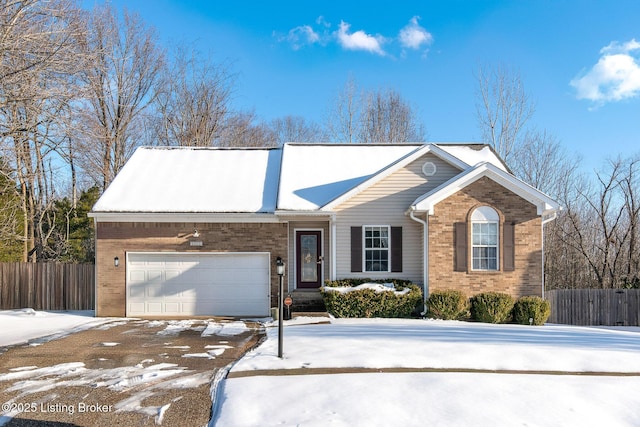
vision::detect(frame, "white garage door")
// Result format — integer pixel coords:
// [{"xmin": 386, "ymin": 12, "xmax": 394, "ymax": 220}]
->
[{"xmin": 126, "ymin": 252, "xmax": 270, "ymax": 317}]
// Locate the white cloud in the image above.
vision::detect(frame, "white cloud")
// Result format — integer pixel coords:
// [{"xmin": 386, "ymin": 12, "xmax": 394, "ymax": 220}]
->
[
  {"xmin": 316, "ymin": 16, "xmax": 331, "ymax": 28},
  {"xmin": 279, "ymin": 17, "xmax": 434, "ymax": 58},
  {"xmin": 284, "ymin": 25, "xmax": 321, "ymax": 50},
  {"xmin": 399, "ymin": 16, "xmax": 433, "ymax": 50},
  {"xmin": 600, "ymin": 39, "xmax": 640, "ymax": 55},
  {"xmin": 571, "ymin": 38, "xmax": 640, "ymax": 103},
  {"xmin": 335, "ymin": 21, "xmax": 386, "ymax": 56}
]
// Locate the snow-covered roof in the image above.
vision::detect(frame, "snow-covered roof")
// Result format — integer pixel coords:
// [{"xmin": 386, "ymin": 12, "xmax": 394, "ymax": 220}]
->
[
  {"xmin": 90, "ymin": 143, "xmax": 541, "ymax": 217},
  {"xmin": 91, "ymin": 147, "xmax": 281, "ymax": 213},
  {"xmin": 277, "ymin": 144, "xmax": 420, "ymax": 210},
  {"xmin": 435, "ymin": 144, "xmax": 509, "ymax": 171}
]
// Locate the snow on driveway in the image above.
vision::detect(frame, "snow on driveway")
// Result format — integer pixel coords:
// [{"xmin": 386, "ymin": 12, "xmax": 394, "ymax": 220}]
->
[
  {"xmin": 213, "ymin": 318, "xmax": 640, "ymax": 427},
  {"xmin": 0, "ymin": 311, "xmax": 260, "ymax": 426}
]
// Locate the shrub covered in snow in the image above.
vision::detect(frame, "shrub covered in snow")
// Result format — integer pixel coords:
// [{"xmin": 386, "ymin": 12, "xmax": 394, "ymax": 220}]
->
[
  {"xmin": 470, "ymin": 292, "xmax": 514, "ymax": 323},
  {"xmin": 321, "ymin": 279, "xmax": 422, "ymax": 318},
  {"xmin": 512, "ymin": 296, "xmax": 551, "ymax": 325},
  {"xmin": 425, "ymin": 289, "xmax": 470, "ymax": 320}
]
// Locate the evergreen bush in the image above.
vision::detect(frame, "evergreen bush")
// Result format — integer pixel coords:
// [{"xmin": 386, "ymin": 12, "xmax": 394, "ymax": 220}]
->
[
  {"xmin": 321, "ymin": 279, "xmax": 422, "ymax": 318},
  {"xmin": 470, "ymin": 292, "xmax": 514, "ymax": 323},
  {"xmin": 512, "ymin": 296, "xmax": 551, "ymax": 325},
  {"xmin": 425, "ymin": 289, "xmax": 469, "ymax": 320}
]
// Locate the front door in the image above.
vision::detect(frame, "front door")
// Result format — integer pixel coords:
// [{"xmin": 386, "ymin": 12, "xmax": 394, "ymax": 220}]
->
[{"xmin": 296, "ymin": 230, "xmax": 322, "ymax": 288}]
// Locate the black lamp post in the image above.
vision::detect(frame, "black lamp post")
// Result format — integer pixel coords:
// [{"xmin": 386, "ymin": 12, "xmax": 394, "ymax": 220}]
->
[{"xmin": 276, "ymin": 256, "xmax": 285, "ymax": 358}]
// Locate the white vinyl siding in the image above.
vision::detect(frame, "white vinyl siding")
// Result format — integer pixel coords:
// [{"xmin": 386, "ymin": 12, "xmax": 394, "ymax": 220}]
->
[{"xmin": 333, "ymin": 153, "xmax": 462, "ymax": 284}]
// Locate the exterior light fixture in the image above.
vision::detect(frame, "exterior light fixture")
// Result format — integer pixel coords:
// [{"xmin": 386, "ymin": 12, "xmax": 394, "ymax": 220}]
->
[
  {"xmin": 276, "ymin": 256, "xmax": 285, "ymax": 358},
  {"xmin": 114, "ymin": 256, "xmax": 119, "ymax": 267},
  {"xmin": 276, "ymin": 256, "xmax": 285, "ymax": 276}
]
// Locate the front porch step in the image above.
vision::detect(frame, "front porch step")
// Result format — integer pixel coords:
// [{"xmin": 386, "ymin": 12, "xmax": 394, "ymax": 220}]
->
[{"xmin": 288, "ymin": 290, "xmax": 326, "ymax": 313}]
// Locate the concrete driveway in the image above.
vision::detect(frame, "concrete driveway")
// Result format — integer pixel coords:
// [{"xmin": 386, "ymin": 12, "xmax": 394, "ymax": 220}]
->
[{"xmin": 0, "ymin": 318, "xmax": 264, "ymax": 426}]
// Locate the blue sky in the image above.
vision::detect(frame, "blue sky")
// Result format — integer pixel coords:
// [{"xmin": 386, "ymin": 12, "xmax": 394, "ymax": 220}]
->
[{"xmin": 90, "ymin": 0, "xmax": 640, "ymax": 171}]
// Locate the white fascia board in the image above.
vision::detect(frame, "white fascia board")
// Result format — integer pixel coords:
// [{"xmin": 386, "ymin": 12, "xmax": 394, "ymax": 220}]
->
[
  {"xmin": 275, "ymin": 210, "xmax": 335, "ymax": 217},
  {"xmin": 88, "ymin": 212, "xmax": 283, "ymax": 223},
  {"xmin": 410, "ymin": 163, "xmax": 561, "ymax": 216},
  {"xmin": 320, "ymin": 144, "xmax": 466, "ymax": 211}
]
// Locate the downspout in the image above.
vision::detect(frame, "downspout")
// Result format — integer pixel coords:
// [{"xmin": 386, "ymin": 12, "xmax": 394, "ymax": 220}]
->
[
  {"xmin": 540, "ymin": 211, "xmax": 558, "ymax": 300},
  {"xmin": 93, "ymin": 217, "xmax": 98, "ymax": 317},
  {"xmin": 409, "ymin": 208, "xmax": 428, "ymax": 315},
  {"xmin": 330, "ymin": 214, "xmax": 337, "ymax": 281}
]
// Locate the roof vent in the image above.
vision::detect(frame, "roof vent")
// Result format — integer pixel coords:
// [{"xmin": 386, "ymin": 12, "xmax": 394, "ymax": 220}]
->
[{"xmin": 422, "ymin": 161, "xmax": 437, "ymax": 177}]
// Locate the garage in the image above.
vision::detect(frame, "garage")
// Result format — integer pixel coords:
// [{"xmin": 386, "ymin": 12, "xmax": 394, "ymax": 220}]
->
[{"xmin": 126, "ymin": 252, "xmax": 270, "ymax": 317}]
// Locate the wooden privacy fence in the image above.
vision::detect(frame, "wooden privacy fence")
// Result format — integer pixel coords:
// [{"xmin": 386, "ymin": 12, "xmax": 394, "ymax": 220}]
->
[
  {"xmin": 0, "ymin": 262, "xmax": 95, "ymax": 311},
  {"xmin": 546, "ymin": 289, "xmax": 640, "ymax": 326}
]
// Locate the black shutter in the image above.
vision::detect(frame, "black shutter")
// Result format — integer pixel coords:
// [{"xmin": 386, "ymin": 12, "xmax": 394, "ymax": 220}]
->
[
  {"xmin": 391, "ymin": 227, "xmax": 403, "ymax": 272},
  {"xmin": 454, "ymin": 222, "xmax": 467, "ymax": 272},
  {"xmin": 351, "ymin": 226, "xmax": 362, "ymax": 272},
  {"xmin": 503, "ymin": 222, "xmax": 515, "ymax": 271}
]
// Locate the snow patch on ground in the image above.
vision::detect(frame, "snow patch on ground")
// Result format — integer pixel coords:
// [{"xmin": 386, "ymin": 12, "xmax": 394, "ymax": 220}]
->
[
  {"xmin": 0, "ymin": 310, "xmax": 117, "ymax": 348},
  {"xmin": 201, "ymin": 321, "xmax": 248, "ymax": 337}
]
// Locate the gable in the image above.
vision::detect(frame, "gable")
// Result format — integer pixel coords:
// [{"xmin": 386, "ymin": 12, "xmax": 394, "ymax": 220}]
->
[
  {"xmin": 411, "ymin": 162, "xmax": 561, "ymax": 216},
  {"xmin": 330, "ymin": 152, "xmax": 463, "ymax": 212}
]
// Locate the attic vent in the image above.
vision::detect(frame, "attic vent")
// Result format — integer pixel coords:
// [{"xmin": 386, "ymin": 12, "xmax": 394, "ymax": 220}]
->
[{"xmin": 422, "ymin": 161, "xmax": 437, "ymax": 177}]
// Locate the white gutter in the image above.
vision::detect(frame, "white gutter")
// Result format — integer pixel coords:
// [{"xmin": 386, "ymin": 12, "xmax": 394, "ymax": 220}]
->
[
  {"xmin": 409, "ymin": 209, "xmax": 428, "ymax": 315},
  {"xmin": 88, "ymin": 212, "xmax": 283, "ymax": 223}
]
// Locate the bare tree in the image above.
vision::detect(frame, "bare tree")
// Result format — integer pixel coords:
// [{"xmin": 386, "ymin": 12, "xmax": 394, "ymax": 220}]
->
[
  {"xmin": 0, "ymin": 0, "xmax": 84, "ymax": 261},
  {"xmin": 76, "ymin": 4, "xmax": 164, "ymax": 190},
  {"xmin": 359, "ymin": 88, "xmax": 425, "ymax": 143},
  {"xmin": 325, "ymin": 77, "xmax": 426, "ymax": 143},
  {"xmin": 269, "ymin": 115, "xmax": 325, "ymax": 144},
  {"xmin": 325, "ymin": 76, "xmax": 361, "ymax": 143},
  {"xmin": 475, "ymin": 64, "xmax": 534, "ymax": 164},
  {"xmin": 511, "ymin": 128, "xmax": 579, "ymax": 198},
  {"xmin": 217, "ymin": 110, "xmax": 275, "ymax": 147},
  {"xmin": 153, "ymin": 48, "xmax": 235, "ymax": 147},
  {"xmin": 548, "ymin": 157, "xmax": 640, "ymax": 289},
  {"xmin": 619, "ymin": 156, "xmax": 640, "ymax": 287}
]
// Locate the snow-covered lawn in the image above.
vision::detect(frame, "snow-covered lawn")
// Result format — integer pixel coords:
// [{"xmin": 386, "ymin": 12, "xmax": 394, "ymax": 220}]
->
[{"xmin": 213, "ymin": 318, "xmax": 640, "ymax": 427}]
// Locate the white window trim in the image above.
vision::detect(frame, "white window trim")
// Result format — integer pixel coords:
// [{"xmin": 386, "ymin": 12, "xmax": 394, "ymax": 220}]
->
[
  {"xmin": 362, "ymin": 225, "xmax": 391, "ymax": 273},
  {"xmin": 471, "ymin": 206, "xmax": 500, "ymax": 271}
]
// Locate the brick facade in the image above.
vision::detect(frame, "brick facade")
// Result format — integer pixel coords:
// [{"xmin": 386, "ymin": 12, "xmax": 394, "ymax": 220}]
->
[
  {"xmin": 95, "ymin": 222, "xmax": 288, "ymax": 316},
  {"xmin": 428, "ymin": 177, "xmax": 542, "ymax": 298}
]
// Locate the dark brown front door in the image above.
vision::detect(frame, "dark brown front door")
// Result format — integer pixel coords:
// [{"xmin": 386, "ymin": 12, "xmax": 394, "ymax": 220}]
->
[{"xmin": 296, "ymin": 231, "xmax": 322, "ymax": 288}]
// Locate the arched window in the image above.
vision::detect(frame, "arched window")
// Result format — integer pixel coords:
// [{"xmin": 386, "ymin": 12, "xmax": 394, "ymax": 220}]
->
[{"xmin": 471, "ymin": 206, "xmax": 499, "ymax": 270}]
